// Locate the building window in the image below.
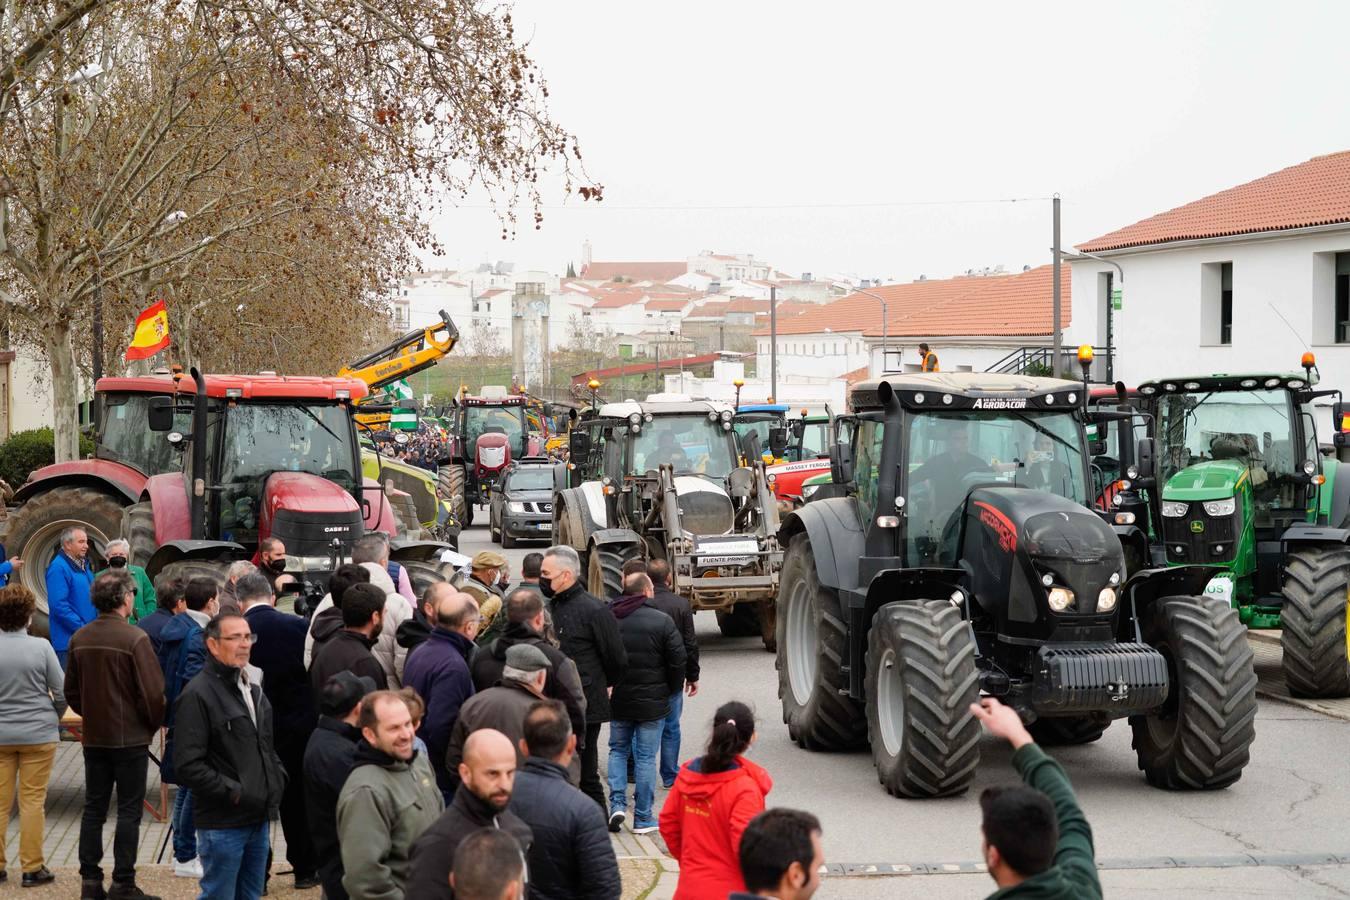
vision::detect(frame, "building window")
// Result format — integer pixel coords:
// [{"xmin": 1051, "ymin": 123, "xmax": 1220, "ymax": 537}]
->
[
  {"xmin": 1201, "ymin": 261, "xmax": 1233, "ymax": 346},
  {"xmin": 1337, "ymin": 253, "xmax": 1350, "ymax": 343},
  {"xmin": 1220, "ymin": 263, "xmax": 1233, "ymax": 345}
]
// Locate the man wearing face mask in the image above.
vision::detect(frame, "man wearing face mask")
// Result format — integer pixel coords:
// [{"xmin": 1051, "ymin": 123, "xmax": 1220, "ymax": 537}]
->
[
  {"xmin": 99, "ymin": 540, "xmax": 156, "ymax": 624},
  {"xmin": 256, "ymin": 537, "xmax": 289, "ymax": 592},
  {"xmin": 539, "ymin": 546, "xmax": 627, "ymax": 810}
]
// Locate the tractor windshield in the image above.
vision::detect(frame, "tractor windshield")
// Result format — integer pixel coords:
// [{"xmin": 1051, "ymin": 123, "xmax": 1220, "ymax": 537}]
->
[
  {"xmin": 1156, "ymin": 388, "xmax": 1302, "ymax": 523},
  {"xmin": 100, "ymin": 392, "xmax": 191, "ymax": 476},
  {"xmin": 733, "ymin": 412, "xmax": 784, "ymax": 458},
  {"xmin": 464, "ymin": 406, "xmax": 526, "ymax": 452},
  {"xmin": 632, "ymin": 415, "xmax": 736, "ymax": 478},
  {"xmin": 219, "ymin": 403, "xmax": 356, "ymax": 489},
  {"xmin": 791, "ymin": 419, "xmax": 831, "ymax": 461},
  {"xmin": 900, "ymin": 410, "xmax": 1087, "ymax": 566}
]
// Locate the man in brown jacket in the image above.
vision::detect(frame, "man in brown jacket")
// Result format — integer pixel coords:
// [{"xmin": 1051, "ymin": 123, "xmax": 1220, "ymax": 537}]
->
[
  {"xmin": 445, "ymin": 644, "xmax": 554, "ymax": 785},
  {"xmin": 65, "ymin": 570, "xmax": 166, "ymax": 900}
]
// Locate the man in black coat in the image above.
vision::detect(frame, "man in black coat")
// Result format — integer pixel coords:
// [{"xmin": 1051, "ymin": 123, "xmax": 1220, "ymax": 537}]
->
[
  {"xmin": 173, "ymin": 612, "xmax": 287, "ymax": 900},
  {"xmin": 238, "ymin": 572, "xmax": 319, "ymax": 889},
  {"xmin": 303, "ymin": 672, "xmax": 376, "ymax": 900},
  {"xmin": 309, "ymin": 583, "xmax": 388, "ymax": 699},
  {"xmin": 405, "ymin": 729, "xmax": 533, "ymax": 900},
  {"xmin": 605, "ymin": 573, "xmax": 684, "ymax": 834},
  {"xmin": 540, "ymin": 545, "xmax": 627, "ymax": 809},
  {"xmin": 644, "ymin": 559, "xmax": 699, "ymax": 788},
  {"xmin": 510, "ymin": 700, "xmax": 621, "ymax": 900}
]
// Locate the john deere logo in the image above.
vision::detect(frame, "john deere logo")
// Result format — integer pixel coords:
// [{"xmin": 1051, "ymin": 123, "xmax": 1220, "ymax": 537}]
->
[{"xmin": 1190, "ymin": 520, "xmax": 1205, "ymax": 534}]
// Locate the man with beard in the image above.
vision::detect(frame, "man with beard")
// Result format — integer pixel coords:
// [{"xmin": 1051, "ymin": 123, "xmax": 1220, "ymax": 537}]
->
[
  {"xmin": 336, "ymin": 691, "xmax": 443, "ymax": 899},
  {"xmin": 405, "ymin": 729, "xmax": 533, "ymax": 900},
  {"xmin": 256, "ymin": 538, "xmax": 289, "ymax": 593},
  {"xmin": 309, "ymin": 584, "xmax": 388, "ymax": 700}
]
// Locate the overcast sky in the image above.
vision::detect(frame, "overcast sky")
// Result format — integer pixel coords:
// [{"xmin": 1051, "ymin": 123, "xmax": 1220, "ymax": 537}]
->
[{"xmin": 421, "ymin": 0, "xmax": 1350, "ymax": 284}]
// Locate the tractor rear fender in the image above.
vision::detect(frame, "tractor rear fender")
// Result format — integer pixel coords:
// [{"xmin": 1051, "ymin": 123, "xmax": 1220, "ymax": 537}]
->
[
  {"xmin": 145, "ymin": 540, "xmax": 248, "ymax": 580},
  {"xmin": 1112, "ymin": 523, "xmax": 1151, "ymax": 575},
  {"xmin": 143, "ymin": 473, "xmax": 192, "ymax": 544},
  {"xmin": 777, "ymin": 496, "xmax": 865, "ymax": 593},
  {"xmin": 1281, "ymin": 522, "xmax": 1350, "ymax": 548},
  {"xmin": 1115, "ymin": 564, "xmax": 1215, "ymax": 643},
  {"xmin": 13, "ymin": 461, "xmax": 147, "ymax": 505},
  {"xmin": 1322, "ymin": 457, "xmax": 1350, "ymax": 527},
  {"xmin": 388, "ymin": 539, "xmax": 457, "ymax": 563}
]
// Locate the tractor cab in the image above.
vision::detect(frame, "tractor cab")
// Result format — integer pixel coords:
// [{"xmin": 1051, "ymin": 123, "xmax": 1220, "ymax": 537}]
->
[{"xmin": 733, "ymin": 404, "xmax": 789, "ymax": 463}]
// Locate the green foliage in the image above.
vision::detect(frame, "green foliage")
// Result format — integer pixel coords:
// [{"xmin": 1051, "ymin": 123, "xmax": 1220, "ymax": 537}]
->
[
  {"xmin": 0, "ymin": 428, "xmax": 96, "ymax": 487},
  {"xmin": 1024, "ymin": 361, "xmax": 1055, "ymax": 377}
]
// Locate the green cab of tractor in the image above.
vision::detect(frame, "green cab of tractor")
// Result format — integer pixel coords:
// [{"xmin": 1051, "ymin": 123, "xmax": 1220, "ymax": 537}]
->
[{"xmin": 1140, "ymin": 353, "xmax": 1350, "ymax": 698}]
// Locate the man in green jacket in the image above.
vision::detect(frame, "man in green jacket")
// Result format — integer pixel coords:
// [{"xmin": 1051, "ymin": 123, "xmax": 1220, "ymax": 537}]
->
[
  {"xmin": 101, "ymin": 539, "xmax": 156, "ymax": 623},
  {"xmin": 336, "ymin": 690, "xmax": 444, "ymax": 900},
  {"xmin": 970, "ymin": 698, "xmax": 1101, "ymax": 899}
]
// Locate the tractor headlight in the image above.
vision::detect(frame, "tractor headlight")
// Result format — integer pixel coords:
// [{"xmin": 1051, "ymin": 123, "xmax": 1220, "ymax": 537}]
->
[
  {"xmin": 628, "ymin": 413, "xmax": 642, "ymax": 426},
  {"xmin": 720, "ymin": 409, "xmax": 734, "ymax": 423},
  {"xmin": 508, "ymin": 502, "xmax": 525, "ymax": 513},
  {"xmin": 1125, "ymin": 464, "xmax": 1140, "ymax": 480},
  {"xmin": 801, "ymin": 483, "xmax": 819, "ymax": 499},
  {"xmin": 1047, "ymin": 587, "xmax": 1075, "ymax": 612},
  {"xmin": 1303, "ymin": 459, "xmax": 1317, "ymax": 476},
  {"xmin": 1202, "ymin": 497, "xmax": 1235, "ymax": 517},
  {"xmin": 1097, "ymin": 587, "xmax": 1118, "ymax": 612},
  {"xmin": 1161, "ymin": 500, "xmax": 1189, "ymax": 518}
]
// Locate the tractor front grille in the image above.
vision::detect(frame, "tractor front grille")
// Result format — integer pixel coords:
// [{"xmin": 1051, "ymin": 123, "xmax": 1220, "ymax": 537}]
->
[{"xmin": 1162, "ymin": 504, "xmax": 1239, "ymax": 565}]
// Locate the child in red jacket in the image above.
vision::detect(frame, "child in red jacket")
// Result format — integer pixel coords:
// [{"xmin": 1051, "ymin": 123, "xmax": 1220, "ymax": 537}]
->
[{"xmin": 659, "ymin": 701, "xmax": 772, "ymax": 900}]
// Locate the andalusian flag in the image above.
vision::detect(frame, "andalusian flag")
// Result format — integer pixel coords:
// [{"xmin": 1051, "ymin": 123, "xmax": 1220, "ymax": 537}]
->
[{"xmin": 125, "ymin": 300, "xmax": 170, "ymax": 360}]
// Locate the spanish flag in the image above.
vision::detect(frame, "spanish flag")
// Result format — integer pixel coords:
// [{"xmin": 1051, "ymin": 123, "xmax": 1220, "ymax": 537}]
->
[{"xmin": 125, "ymin": 300, "xmax": 170, "ymax": 360}]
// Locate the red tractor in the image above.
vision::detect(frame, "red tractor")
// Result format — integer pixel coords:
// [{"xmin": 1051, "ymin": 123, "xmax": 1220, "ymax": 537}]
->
[
  {"xmin": 440, "ymin": 390, "xmax": 544, "ymax": 525},
  {"xmin": 7, "ymin": 368, "xmax": 454, "ymax": 632}
]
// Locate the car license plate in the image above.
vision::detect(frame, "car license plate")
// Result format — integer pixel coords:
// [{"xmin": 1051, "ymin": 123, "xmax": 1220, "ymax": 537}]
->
[{"xmin": 536, "ymin": 522, "xmax": 552, "ymax": 531}]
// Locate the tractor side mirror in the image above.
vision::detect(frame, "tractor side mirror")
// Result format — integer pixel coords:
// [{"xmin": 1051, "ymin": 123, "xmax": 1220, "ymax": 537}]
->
[
  {"xmin": 767, "ymin": 427, "xmax": 788, "ymax": 459},
  {"xmin": 569, "ymin": 430, "xmax": 591, "ymax": 461},
  {"xmin": 1088, "ymin": 439, "xmax": 1108, "ymax": 457},
  {"xmin": 1334, "ymin": 402, "xmax": 1349, "ymax": 449},
  {"xmin": 830, "ymin": 442, "xmax": 854, "ymax": 485},
  {"xmin": 791, "ymin": 419, "xmax": 806, "ymax": 439},
  {"xmin": 743, "ymin": 430, "xmax": 763, "ymax": 464},
  {"xmin": 148, "ymin": 395, "xmax": 175, "ymax": 432},
  {"xmin": 1132, "ymin": 437, "xmax": 1156, "ymax": 483}
]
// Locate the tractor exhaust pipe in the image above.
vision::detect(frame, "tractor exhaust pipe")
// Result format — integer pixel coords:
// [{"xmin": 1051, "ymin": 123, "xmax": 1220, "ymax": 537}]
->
[{"xmin": 189, "ymin": 367, "xmax": 209, "ymax": 541}]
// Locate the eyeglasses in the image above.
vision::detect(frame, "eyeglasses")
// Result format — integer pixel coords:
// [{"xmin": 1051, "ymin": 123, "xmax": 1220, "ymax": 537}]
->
[{"xmin": 218, "ymin": 634, "xmax": 258, "ymax": 645}]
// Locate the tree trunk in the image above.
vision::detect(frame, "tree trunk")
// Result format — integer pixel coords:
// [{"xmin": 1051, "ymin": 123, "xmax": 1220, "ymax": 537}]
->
[{"xmin": 43, "ymin": 320, "xmax": 82, "ymax": 462}]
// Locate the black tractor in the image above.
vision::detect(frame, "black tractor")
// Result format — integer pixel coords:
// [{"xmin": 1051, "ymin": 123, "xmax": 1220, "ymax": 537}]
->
[{"xmin": 776, "ymin": 371, "xmax": 1258, "ymax": 798}]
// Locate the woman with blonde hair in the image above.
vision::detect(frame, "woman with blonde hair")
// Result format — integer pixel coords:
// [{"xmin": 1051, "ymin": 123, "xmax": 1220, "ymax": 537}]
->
[{"xmin": 0, "ymin": 584, "xmax": 65, "ymax": 886}]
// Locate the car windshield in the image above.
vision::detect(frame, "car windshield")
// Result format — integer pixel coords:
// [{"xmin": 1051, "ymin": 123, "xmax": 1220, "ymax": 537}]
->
[
  {"xmin": 464, "ymin": 406, "xmax": 525, "ymax": 450},
  {"xmin": 632, "ymin": 415, "xmax": 736, "ymax": 478},
  {"xmin": 1156, "ymin": 388, "xmax": 1301, "ymax": 522},
  {"xmin": 902, "ymin": 410, "xmax": 1086, "ymax": 566},
  {"xmin": 507, "ymin": 467, "xmax": 553, "ymax": 491}
]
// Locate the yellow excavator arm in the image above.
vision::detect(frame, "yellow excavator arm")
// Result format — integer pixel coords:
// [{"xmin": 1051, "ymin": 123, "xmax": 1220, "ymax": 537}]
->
[{"xmin": 340, "ymin": 310, "xmax": 459, "ymax": 396}]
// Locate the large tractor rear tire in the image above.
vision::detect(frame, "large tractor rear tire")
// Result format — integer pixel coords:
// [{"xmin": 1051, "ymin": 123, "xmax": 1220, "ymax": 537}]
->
[
  {"xmin": 440, "ymin": 465, "xmax": 467, "ymax": 525},
  {"xmin": 400, "ymin": 558, "xmax": 461, "ymax": 600},
  {"xmin": 716, "ymin": 603, "xmax": 761, "ymax": 638},
  {"xmin": 1130, "ymin": 595, "xmax": 1257, "ymax": 790},
  {"xmin": 388, "ymin": 491, "xmax": 431, "ymax": 541},
  {"xmin": 1029, "ymin": 716, "xmax": 1109, "ymax": 746},
  {"xmin": 1279, "ymin": 546, "xmax": 1350, "ymax": 698},
  {"xmin": 865, "ymin": 600, "xmax": 981, "ymax": 798},
  {"xmin": 588, "ymin": 543, "xmax": 638, "ymax": 601},
  {"xmin": 7, "ymin": 486, "xmax": 126, "ymax": 629},
  {"xmin": 158, "ymin": 559, "xmax": 228, "ymax": 588},
  {"xmin": 122, "ymin": 502, "xmax": 156, "ymax": 570},
  {"xmin": 775, "ymin": 533, "xmax": 867, "ymax": 751}
]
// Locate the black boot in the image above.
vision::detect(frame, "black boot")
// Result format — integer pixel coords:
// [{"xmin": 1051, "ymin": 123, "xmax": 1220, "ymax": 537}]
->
[
  {"xmin": 107, "ymin": 882, "xmax": 160, "ymax": 900},
  {"xmin": 81, "ymin": 879, "xmax": 106, "ymax": 900}
]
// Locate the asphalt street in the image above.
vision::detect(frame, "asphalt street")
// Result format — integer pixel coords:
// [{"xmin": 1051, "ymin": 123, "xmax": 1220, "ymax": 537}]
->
[{"xmin": 462, "ymin": 513, "xmax": 1350, "ymax": 898}]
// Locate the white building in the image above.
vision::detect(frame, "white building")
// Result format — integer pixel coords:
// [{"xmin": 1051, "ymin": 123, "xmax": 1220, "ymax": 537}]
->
[
  {"xmin": 1071, "ymin": 150, "xmax": 1350, "ymax": 409},
  {"xmin": 687, "ymin": 251, "xmax": 771, "ymax": 283}
]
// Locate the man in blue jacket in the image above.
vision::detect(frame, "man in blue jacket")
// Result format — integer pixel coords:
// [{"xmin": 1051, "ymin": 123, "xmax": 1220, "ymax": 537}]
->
[
  {"xmin": 45, "ymin": 527, "xmax": 95, "ymax": 669},
  {"xmin": 400, "ymin": 583, "xmax": 478, "ymax": 798}
]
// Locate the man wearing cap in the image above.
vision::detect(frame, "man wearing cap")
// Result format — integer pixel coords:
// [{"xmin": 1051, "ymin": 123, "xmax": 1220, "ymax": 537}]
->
[
  {"xmin": 303, "ymin": 672, "xmax": 376, "ymax": 900},
  {"xmin": 445, "ymin": 644, "xmax": 556, "ymax": 783},
  {"xmin": 459, "ymin": 551, "xmax": 507, "ymax": 647}
]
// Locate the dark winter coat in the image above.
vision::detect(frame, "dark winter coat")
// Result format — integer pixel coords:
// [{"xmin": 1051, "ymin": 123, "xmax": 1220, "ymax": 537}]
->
[
  {"xmin": 64, "ymin": 613, "xmax": 165, "ymax": 749},
  {"xmin": 471, "ymin": 621, "xmax": 588, "ymax": 743},
  {"xmin": 308, "ymin": 606, "xmax": 344, "ymax": 656},
  {"xmin": 445, "ymin": 679, "xmax": 547, "ymax": 785},
  {"xmin": 405, "ymin": 781, "xmax": 533, "ymax": 900},
  {"xmin": 173, "ymin": 653, "xmax": 287, "ymax": 829},
  {"xmin": 549, "ymin": 582, "xmax": 627, "ymax": 723},
  {"xmin": 400, "ymin": 627, "xmax": 476, "ymax": 791},
  {"xmin": 135, "ymin": 607, "xmax": 175, "ymax": 658},
  {"xmin": 394, "ymin": 608, "xmax": 433, "ymax": 654},
  {"xmin": 510, "ymin": 757, "xmax": 622, "ymax": 900},
  {"xmin": 609, "ymin": 594, "xmax": 685, "ymax": 723},
  {"xmin": 309, "ymin": 630, "xmax": 387, "ymax": 703},
  {"xmin": 303, "ymin": 716, "xmax": 362, "ymax": 900},
  {"xmin": 243, "ymin": 604, "xmax": 317, "ymax": 744},
  {"xmin": 647, "ymin": 585, "xmax": 700, "ymax": 684}
]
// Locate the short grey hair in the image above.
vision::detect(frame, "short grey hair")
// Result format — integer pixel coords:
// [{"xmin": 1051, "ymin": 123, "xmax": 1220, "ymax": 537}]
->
[
  {"xmin": 235, "ymin": 571, "xmax": 274, "ymax": 605},
  {"xmin": 544, "ymin": 545, "xmax": 581, "ymax": 578},
  {"xmin": 225, "ymin": 560, "xmax": 257, "ymax": 582},
  {"xmin": 352, "ymin": 534, "xmax": 389, "ymax": 565},
  {"xmin": 59, "ymin": 526, "xmax": 86, "ymax": 546},
  {"xmin": 105, "ymin": 538, "xmax": 130, "ymax": 555}
]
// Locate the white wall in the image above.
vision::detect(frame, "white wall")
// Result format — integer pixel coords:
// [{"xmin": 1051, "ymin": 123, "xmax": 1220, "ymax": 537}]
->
[
  {"xmin": 664, "ymin": 371, "xmax": 848, "ymax": 408},
  {"xmin": 754, "ymin": 333, "xmax": 869, "ymax": 378},
  {"xmin": 9, "ymin": 354, "xmax": 52, "ymax": 435}
]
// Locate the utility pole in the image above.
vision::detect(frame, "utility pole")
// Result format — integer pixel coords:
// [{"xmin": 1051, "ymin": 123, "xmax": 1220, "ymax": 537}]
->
[
  {"xmin": 770, "ymin": 285, "xmax": 778, "ymax": 401},
  {"xmin": 1052, "ymin": 194, "xmax": 1062, "ymax": 376}
]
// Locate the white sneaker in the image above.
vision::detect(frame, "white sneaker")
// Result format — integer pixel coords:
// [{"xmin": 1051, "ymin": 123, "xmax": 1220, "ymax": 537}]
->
[
  {"xmin": 174, "ymin": 857, "xmax": 204, "ymax": 878},
  {"xmin": 632, "ymin": 824, "xmax": 659, "ymax": 835}
]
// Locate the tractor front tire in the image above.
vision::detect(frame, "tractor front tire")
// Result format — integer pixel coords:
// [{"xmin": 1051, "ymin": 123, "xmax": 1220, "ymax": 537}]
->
[
  {"xmin": 122, "ymin": 502, "xmax": 157, "ymax": 570},
  {"xmin": 7, "ymin": 486, "xmax": 127, "ymax": 625},
  {"xmin": 588, "ymin": 543, "xmax": 638, "ymax": 601},
  {"xmin": 1280, "ymin": 546, "xmax": 1350, "ymax": 698},
  {"xmin": 440, "ymin": 465, "xmax": 467, "ymax": 525},
  {"xmin": 716, "ymin": 603, "xmax": 761, "ymax": 638},
  {"xmin": 158, "ymin": 560, "xmax": 229, "ymax": 588},
  {"xmin": 864, "ymin": 600, "xmax": 981, "ymax": 798},
  {"xmin": 775, "ymin": 533, "xmax": 867, "ymax": 751},
  {"xmin": 1130, "ymin": 595, "xmax": 1257, "ymax": 790},
  {"xmin": 400, "ymin": 558, "xmax": 461, "ymax": 599},
  {"xmin": 1029, "ymin": 716, "xmax": 1109, "ymax": 746}
]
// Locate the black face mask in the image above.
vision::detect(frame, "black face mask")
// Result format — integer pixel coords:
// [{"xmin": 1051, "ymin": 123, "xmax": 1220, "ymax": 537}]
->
[
  {"xmin": 108, "ymin": 557, "xmax": 128, "ymax": 569},
  {"xmin": 539, "ymin": 575, "xmax": 556, "ymax": 599},
  {"xmin": 266, "ymin": 558, "xmax": 287, "ymax": 576}
]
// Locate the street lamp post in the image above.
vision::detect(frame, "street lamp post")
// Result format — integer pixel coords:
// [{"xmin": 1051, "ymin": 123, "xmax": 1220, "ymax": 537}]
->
[{"xmin": 850, "ymin": 286, "xmax": 890, "ymax": 373}]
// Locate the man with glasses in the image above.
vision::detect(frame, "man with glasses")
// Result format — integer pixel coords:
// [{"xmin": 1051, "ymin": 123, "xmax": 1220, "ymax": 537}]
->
[{"xmin": 174, "ymin": 613, "xmax": 287, "ymax": 900}]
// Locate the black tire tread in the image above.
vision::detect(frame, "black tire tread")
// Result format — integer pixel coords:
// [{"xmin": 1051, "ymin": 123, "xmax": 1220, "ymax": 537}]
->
[
  {"xmin": 716, "ymin": 603, "xmax": 761, "ymax": 637},
  {"xmin": 1279, "ymin": 546, "xmax": 1350, "ymax": 698},
  {"xmin": 122, "ymin": 502, "xmax": 157, "ymax": 570},
  {"xmin": 400, "ymin": 558, "xmax": 460, "ymax": 599},
  {"xmin": 589, "ymin": 544, "xmax": 637, "ymax": 600},
  {"xmin": 440, "ymin": 465, "xmax": 467, "ymax": 525}
]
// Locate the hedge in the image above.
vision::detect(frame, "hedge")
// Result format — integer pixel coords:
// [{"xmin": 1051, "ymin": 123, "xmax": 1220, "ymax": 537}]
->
[{"xmin": 0, "ymin": 428, "xmax": 97, "ymax": 488}]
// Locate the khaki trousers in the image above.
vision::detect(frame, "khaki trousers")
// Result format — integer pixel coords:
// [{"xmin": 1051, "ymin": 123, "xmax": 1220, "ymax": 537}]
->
[{"xmin": 0, "ymin": 742, "xmax": 57, "ymax": 873}]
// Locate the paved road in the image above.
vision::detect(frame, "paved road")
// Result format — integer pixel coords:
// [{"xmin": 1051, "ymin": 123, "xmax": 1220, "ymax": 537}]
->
[{"xmin": 465, "ymin": 513, "xmax": 1350, "ymax": 898}]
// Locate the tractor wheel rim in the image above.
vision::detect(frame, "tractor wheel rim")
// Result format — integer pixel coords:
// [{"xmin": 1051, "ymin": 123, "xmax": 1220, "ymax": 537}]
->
[
  {"xmin": 20, "ymin": 519, "xmax": 111, "ymax": 610},
  {"xmin": 786, "ymin": 577, "xmax": 816, "ymax": 705},
  {"xmin": 876, "ymin": 648, "xmax": 904, "ymax": 756}
]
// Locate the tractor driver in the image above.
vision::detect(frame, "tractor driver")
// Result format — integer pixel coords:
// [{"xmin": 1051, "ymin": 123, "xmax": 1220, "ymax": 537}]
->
[
  {"xmin": 1024, "ymin": 432, "xmax": 1073, "ymax": 495},
  {"xmin": 647, "ymin": 430, "xmax": 691, "ymax": 471}
]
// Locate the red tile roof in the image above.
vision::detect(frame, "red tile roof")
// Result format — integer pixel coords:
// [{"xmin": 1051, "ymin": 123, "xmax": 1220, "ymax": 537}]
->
[
  {"xmin": 590, "ymin": 291, "xmax": 645, "ymax": 309},
  {"xmin": 1079, "ymin": 151, "xmax": 1350, "ymax": 252},
  {"xmin": 645, "ymin": 298, "xmax": 692, "ymax": 312},
  {"xmin": 581, "ymin": 261, "xmax": 688, "ymax": 282},
  {"xmin": 755, "ymin": 265, "xmax": 1070, "ymax": 337}
]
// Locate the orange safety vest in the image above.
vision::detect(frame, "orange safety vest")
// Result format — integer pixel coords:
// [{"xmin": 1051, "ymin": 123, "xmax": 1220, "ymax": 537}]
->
[{"xmin": 921, "ymin": 351, "xmax": 940, "ymax": 372}]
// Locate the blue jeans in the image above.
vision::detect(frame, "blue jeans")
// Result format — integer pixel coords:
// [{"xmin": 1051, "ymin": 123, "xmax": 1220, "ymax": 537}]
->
[
  {"xmin": 172, "ymin": 787, "xmax": 196, "ymax": 863},
  {"xmin": 633, "ymin": 690, "xmax": 684, "ymax": 787},
  {"xmin": 608, "ymin": 719, "xmax": 663, "ymax": 828},
  {"xmin": 197, "ymin": 820, "xmax": 269, "ymax": 900}
]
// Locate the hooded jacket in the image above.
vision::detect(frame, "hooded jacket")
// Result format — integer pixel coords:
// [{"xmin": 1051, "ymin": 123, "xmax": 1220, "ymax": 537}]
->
[
  {"xmin": 395, "ymin": 607, "xmax": 433, "ymax": 654},
  {"xmin": 549, "ymin": 581, "xmax": 627, "ymax": 723},
  {"xmin": 336, "ymin": 741, "xmax": 444, "ymax": 900},
  {"xmin": 405, "ymin": 779, "xmax": 533, "ymax": 900},
  {"xmin": 303, "ymin": 563, "xmax": 411, "ymax": 686},
  {"xmin": 609, "ymin": 594, "xmax": 685, "ymax": 723},
  {"xmin": 510, "ymin": 757, "xmax": 621, "ymax": 900},
  {"xmin": 310, "ymin": 630, "xmax": 388, "ymax": 702},
  {"xmin": 659, "ymin": 755, "xmax": 772, "ymax": 900},
  {"xmin": 471, "ymin": 620, "xmax": 587, "ymax": 744},
  {"xmin": 986, "ymin": 744, "xmax": 1101, "ymax": 899}
]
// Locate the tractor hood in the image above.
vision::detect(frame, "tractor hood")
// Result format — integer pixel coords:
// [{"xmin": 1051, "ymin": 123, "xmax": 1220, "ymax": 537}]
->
[
  {"xmin": 1161, "ymin": 459, "xmax": 1247, "ymax": 502},
  {"xmin": 673, "ymin": 475, "xmax": 735, "ymax": 536},
  {"xmin": 259, "ymin": 472, "xmax": 363, "ymax": 557}
]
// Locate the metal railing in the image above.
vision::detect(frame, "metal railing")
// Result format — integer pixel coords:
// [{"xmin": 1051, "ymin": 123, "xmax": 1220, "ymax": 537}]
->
[{"xmin": 986, "ymin": 346, "xmax": 1114, "ymax": 380}]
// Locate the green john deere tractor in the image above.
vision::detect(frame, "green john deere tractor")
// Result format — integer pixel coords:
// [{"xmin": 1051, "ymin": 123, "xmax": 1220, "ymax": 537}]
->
[{"xmin": 1138, "ymin": 358, "xmax": 1350, "ymax": 697}]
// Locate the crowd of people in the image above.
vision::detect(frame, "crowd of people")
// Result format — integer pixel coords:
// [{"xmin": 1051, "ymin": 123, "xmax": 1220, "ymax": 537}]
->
[
  {"xmin": 0, "ymin": 523, "xmax": 1100, "ymax": 900},
  {"xmin": 376, "ymin": 424, "xmax": 451, "ymax": 473}
]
